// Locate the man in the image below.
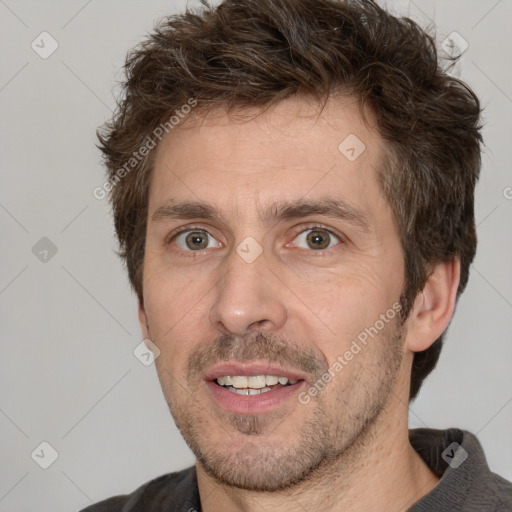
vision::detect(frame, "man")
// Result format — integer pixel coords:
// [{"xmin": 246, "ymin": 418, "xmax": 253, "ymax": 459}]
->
[{"xmin": 84, "ymin": 0, "xmax": 512, "ymax": 510}]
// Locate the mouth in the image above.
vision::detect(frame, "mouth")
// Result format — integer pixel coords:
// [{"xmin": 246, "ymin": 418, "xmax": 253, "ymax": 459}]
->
[
  {"xmin": 214, "ymin": 374, "xmax": 299, "ymax": 395},
  {"xmin": 203, "ymin": 363, "xmax": 307, "ymax": 414}
]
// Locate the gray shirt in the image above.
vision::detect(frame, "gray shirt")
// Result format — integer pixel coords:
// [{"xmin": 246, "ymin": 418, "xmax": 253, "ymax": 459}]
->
[{"xmin": 81, "ymin": 428, "xmax": 512, "ymax": 511}]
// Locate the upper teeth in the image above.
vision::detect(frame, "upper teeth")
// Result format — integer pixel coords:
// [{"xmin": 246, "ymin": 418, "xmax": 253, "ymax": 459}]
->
[{"xmin": 216, "ymin": 375, "xmax": 298, "ymax": 388}]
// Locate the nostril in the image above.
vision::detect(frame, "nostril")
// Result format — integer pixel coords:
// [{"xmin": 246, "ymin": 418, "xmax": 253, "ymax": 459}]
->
[{"xmin": 249, "ymin": 319, "xmax": 269, "ymax": 329}]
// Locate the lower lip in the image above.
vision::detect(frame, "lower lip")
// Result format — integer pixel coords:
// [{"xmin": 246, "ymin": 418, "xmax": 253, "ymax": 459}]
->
[{"xmin": 205, "ymin": 380, "xmax": 305, "ymax": 414}]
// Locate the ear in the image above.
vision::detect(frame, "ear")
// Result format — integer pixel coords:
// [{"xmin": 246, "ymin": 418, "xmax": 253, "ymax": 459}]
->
[
  {"xmin": 405, "ymin": 258, "xmax": 460, "ymax": 352},
  {"xmin": 138, "ymin": 300, "xmax": 151, "ymax": 340}
]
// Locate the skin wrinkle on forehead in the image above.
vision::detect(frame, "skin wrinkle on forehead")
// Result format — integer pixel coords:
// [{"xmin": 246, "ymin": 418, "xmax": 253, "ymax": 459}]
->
[{"xmin": 150, "ymin": 197, "xmax": 372, "ymax": 236}]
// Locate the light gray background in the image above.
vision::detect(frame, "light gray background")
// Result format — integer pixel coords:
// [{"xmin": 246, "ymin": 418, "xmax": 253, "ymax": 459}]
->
[{"xmin": 0, "ymin": 1, "xmax": 511, "ymax": 511}]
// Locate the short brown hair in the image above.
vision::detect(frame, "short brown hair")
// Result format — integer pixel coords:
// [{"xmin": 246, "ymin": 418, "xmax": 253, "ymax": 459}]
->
[{"xmin": 97, "ymin": 0, "xmax": 482, "ymax": 400}]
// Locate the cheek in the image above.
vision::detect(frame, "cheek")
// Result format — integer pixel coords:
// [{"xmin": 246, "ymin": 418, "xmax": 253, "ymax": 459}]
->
[
  {"xmin": 143, "ymin": 267, "xmax": 205, "ymax": 358},
  {"xmin": 290, "ymin": 260, "xmax": 401, "ymax": 353},
  {"xmin": 144, "ymin": 252, "xmax": 201, "ymax": 314},
  {"xmin": 339, "ymin": 247, "xmax": 404, "ymax": 307}
]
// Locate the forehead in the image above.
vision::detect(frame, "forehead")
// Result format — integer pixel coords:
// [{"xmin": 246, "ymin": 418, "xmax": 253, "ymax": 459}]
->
[{"xmin": 148, "ymin": 95, "xmax": 388, "ymax": 224}]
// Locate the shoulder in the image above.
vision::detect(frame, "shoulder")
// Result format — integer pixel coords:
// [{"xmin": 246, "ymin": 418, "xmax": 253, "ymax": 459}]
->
[
  {"xmin": 409, "ymin": 428, "xmax": 512, "ymax": 511},
  {"xmin": 491, "ymin": 472, "xmax": 512, "ymax": 511},
  {"xmin": 79, "ymin": 466, "xmax": 199, "ymax": 512}
]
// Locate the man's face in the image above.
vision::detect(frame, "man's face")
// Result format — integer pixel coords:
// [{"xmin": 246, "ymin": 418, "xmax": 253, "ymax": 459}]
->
[{"xmin": 140, "ymin": 96, "xmax": 409, "ymax": 491}]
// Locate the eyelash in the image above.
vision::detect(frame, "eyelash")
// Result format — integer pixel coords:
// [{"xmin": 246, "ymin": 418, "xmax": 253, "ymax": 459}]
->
[{"xmin": 165, "ymin": 223, "xmax": 344, "ymax": 256}]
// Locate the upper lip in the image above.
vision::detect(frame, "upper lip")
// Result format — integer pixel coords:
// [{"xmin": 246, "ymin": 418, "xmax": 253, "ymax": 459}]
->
[{"xmin": 203, "ymin": 361, "xmax": 308, "ymax": 382}]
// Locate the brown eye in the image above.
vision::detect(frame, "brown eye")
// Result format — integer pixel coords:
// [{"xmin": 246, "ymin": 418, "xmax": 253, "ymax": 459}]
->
[
  {"xmin": 293, "ymin": 228, "xmax": 341, "ymax": 251},
  {"xmin": 174, "ymin": 230, "xmax": 221, "ymax": 251},
  {"xmin": 306, "ymin": 230, "xmax": 331, "ymax": 249},
  {"xmin": 185, "ymin": 232, "xmax": 209, "ymax": 250}
]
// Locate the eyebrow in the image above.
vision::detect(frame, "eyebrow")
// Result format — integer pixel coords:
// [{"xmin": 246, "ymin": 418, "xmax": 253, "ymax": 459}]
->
[{"xmin": 151, "ymin": 197, "xmax": 371, "ymax": 233}]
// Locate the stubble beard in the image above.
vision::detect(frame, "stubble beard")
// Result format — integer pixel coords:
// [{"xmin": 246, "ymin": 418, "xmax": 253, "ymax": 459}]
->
[{"xmin": 159, "ymin": 321, "xmax": 405, "ymax": 492}]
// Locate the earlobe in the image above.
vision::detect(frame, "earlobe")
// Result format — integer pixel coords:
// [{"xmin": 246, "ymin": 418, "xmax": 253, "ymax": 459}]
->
[
  {"xmin": 405, "ymin": 258, "xmax": 461, "ymax": 353},
  {"xmin": 138, "ymin": 300, "xmax": 151, "ymax": 340}
]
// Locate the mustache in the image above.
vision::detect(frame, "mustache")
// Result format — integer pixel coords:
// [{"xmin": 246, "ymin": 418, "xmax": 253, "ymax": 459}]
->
[{"xmin": 186, "ymin": 332, "xmax": 329, "ymax": 383}]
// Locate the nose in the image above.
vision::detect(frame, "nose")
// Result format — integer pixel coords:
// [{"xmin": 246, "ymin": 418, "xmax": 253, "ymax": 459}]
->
[{"xmin": 208, "ymin": 243, "xmax": 287, "ymax": 337}]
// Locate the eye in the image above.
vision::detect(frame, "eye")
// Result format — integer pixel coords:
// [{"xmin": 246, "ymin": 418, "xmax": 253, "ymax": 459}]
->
[
  {"xmin": 291, "ymin": 227, "xmax": 342, "ymax": 251},
  {"xmin": 173, "ymin": 229, "xmax": 222, "ymax": 251}
]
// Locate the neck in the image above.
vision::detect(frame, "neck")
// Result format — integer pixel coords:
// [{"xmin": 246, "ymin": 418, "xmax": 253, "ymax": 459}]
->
[{"xmin": 196, "ymin": 397, "xmax": 439, "ymax": 512}]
